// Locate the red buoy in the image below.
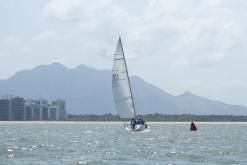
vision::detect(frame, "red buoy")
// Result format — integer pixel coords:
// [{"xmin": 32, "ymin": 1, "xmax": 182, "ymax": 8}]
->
[{"xmin": 190, "ymin": 121, "xmax": 197, "ymax": 131}]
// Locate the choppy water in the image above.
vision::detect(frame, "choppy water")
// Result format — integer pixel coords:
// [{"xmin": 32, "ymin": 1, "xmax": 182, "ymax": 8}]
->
[{"xmin": 0, "ymin": 123, "xmax": 247, "ymax": 165}]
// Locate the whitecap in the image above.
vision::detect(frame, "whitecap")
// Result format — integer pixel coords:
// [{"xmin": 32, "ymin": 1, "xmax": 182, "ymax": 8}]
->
[
  {"xmin": 7, "ymin": 154, "xmax": 14, "ymax": 158},
  {"xmin": 7, "ymin": 148, "xmax": 13, "ymax": 152},
  {"xmin": 32, "ymin": 145, "xmax": 37, "ymax": 148},
  {"xmin": 73, "ymin": 160, "xmax": 87, "ymax": 165},
  {"xmin": 21, "ymin": 147, "xmax": 28, "ymax": 151},
  {"xmin": 84, "ymin": 130, "xmax": 93, "ymax": 134}
]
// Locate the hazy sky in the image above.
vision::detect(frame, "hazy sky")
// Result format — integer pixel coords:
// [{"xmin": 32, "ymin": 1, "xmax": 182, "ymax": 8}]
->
[{"xmin": 1, "ymin": 0, "xmax": 247, "ymax": 106}]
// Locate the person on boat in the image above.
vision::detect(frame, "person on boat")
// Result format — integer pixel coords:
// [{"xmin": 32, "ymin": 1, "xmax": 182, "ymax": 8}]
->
[
  {"xmin": 136, "ymin": 118, "xmax": 145, "ymax": 125},
  {"xmin": 131, "ymin": 118, "xmax": 136, "ymax": 129},
  {"xmin": 136, "ymin": 118, "xmax": 148, "ymax": 129}
]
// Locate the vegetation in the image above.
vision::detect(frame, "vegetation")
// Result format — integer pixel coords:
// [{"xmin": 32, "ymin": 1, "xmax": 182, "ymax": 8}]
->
[{"xmin": 67, "ymin": 113, "xmax": 247, "ymax": 122}]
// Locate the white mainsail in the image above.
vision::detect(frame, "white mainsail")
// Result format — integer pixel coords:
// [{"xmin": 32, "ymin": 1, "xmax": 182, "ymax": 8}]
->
[{"xmin": 112, "ymin": 37, "xmax": 136, "ymax": 119}]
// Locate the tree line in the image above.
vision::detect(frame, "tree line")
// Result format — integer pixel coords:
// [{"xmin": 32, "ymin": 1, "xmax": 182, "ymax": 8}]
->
[{"xmin": 67, "ymin": 113, "xmax": 247, "ymax": 121}]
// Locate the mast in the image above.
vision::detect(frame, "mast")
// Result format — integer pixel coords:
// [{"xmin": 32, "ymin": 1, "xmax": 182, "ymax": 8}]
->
[{"xmin": 118, "ymin": 37, "xmax": 137, "ymax": 118}]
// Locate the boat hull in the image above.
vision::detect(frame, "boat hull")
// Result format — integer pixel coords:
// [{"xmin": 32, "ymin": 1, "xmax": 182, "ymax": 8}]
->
[{"xmin": 124, "ymin": 124, "xmax": 148, "ymax": 132}]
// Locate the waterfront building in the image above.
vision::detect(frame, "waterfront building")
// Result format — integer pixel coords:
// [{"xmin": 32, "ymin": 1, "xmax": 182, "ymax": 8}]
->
[
  {"xmin": 51, "ymin": 100, "xmax": 67, "ymax": 120},
  {"xmin": 10, "ymin": 97, "xmax": 25, "ymax": 120},
  {"xmin": 0, "ymin": 97, "xmax": 10, "ymax": 120},
  {"xmin": 24, "ymin": 99, "xmax": 66, "ymax": 121},
  {"xmin": 32, "ymin": 101, "xmax": 41, "ymax": 120},
  {"xmin": 0, "ymin": 96, "xmax": 25, "ymax": 120},
  {"xmin": 48, "ymin": 105, "xmax": 59, "ymax": 120},
  {"xmin": 25, "ymin": 100, "xmax": 33, "ymax": 120},
  {"xmin": 0, "ymin": 96, "xmax": 67, "ymax": 121},
  {"xmin": 40, "ymin": 100, "xmax": 48, "ymax": 120}
]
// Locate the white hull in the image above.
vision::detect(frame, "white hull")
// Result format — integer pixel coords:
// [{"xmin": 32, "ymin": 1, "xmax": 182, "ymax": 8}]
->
[{"xmin": 124, "ymin": 124, "xmax": 148, "ymax": 132}]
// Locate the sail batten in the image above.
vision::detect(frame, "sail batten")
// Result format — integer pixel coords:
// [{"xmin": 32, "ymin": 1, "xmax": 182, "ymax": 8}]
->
[
  {"xmin": 112, "ymin": 37, "xmax": 136, "ymax": 119},
  {"xmin": 114, "ymin": 97, "xmax": 132, "ymax": 101}
]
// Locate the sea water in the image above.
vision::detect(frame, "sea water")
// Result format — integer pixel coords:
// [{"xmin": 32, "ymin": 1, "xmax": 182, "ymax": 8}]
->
[{"xmin": 0, "ymin": 122, "xmax": 247, "ymax": 165}]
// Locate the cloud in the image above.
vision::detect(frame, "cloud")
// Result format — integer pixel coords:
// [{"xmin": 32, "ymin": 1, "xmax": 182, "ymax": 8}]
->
[
  {"xmin": 33, "ymin": 30, "xmax": 59, "ymax": 42},
  {"xmin": 13, "ymin": 0, "xmax": 247, "ymax": 68},
  {"xmin": 19, "ymin": 46, "xmax": 32, "ymax": 52},
  {"xmin": 41, "ymin": 0, "xmax": 113, "ymax": 21},
  {"xmin": 2, "ymin": 35, "xmax": 19, "ymax": 45},
  {"xmin": 144, "ymin": 0, "xmax": 247, "ymax": 67},
  {"xmin": 0, "ymin": 51, "xmax": 10, "ymax": 57},
  {"xmin": 41, "ymin": 0, "xmax": 81, "ymax": 21}
]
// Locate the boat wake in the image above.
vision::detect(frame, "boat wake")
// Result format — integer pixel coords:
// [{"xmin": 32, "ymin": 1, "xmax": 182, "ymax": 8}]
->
[{"xmin": 142, "ymin": 128, "xmax": 151, "ymax": 132}]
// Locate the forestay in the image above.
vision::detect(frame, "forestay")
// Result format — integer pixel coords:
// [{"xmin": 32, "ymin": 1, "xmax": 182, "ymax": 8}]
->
[{"xmin": 112, "ymin": 37, "xmax": 136, "ymax": 119}]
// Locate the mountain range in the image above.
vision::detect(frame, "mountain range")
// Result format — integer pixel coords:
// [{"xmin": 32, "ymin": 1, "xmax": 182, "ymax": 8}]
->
[{"xmin": 0, "ymin": 63, "xmax": 247, "ymax": 115}]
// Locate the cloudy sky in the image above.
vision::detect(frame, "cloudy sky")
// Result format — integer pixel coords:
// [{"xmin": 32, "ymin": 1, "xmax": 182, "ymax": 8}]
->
[{"xmin": 1, "ymin": 0, "xmax": 247, "ymax": 106}]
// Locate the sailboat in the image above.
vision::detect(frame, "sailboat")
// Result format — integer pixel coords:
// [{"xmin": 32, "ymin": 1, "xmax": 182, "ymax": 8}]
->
[{"xmin": 112, "ymin": 37, "xmax": 148, "ymax": 131}]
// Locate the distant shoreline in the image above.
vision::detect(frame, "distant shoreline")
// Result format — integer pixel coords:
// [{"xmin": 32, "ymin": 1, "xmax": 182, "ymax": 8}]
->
[
  {"xmin": 0, "ymin": 121, "xmax": 247, "ymax": 124},
  {"xmin": 67, "ymin": 114, "xmax": 247, "ymax": 122}
]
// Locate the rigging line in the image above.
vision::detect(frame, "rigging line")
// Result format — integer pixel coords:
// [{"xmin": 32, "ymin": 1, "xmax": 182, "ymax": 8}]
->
[
  {"xmin": 119, "ymin": 38, "xmax": 137, "ymax": 118},
  {"xmin": 131, "ymin": 77, "xmax": 143, "ymax": 118},
  {"xmin": 127, "ymin": 57, "xmax": 142, "ymax": 118}
]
